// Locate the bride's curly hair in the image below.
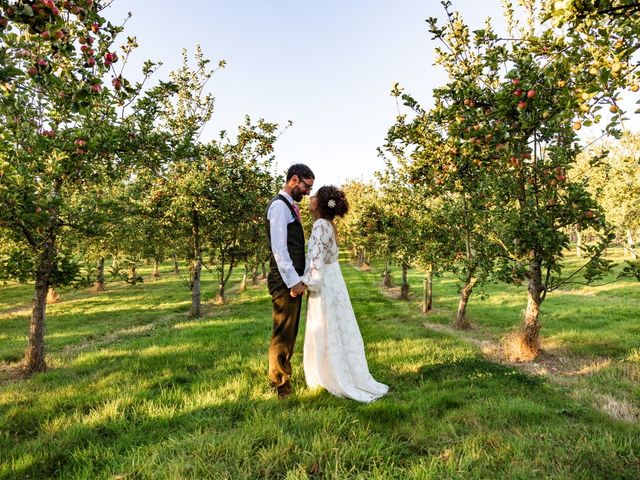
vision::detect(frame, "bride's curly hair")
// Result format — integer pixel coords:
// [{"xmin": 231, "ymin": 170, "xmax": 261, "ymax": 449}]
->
[{"xmin": 315, "ymin": 185, "xmax": 349, "ymax": 220}]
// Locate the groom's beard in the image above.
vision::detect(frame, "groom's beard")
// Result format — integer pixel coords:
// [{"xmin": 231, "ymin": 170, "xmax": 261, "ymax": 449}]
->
[{"xmin": 291, "ymin": 187, "xmax": 304, "ymax": 202}]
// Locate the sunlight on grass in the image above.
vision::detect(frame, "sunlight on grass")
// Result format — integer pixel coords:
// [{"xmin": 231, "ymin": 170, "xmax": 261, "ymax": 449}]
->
[
  {"xmin": 627, "ymin": 349, "xmax": 640, "ymax": 362},
  {"xmin": 173, "ymin": 318, "xmax": 254, "ymax": 330},
  {"xmin": 136, "ymin": 344, "xmax": 197, "ymax": 359}
]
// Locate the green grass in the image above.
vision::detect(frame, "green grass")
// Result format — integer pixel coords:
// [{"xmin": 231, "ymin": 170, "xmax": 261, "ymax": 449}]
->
[{"xmin": 1, "ymin": 257, "xmax": 639, "ymax": 479}]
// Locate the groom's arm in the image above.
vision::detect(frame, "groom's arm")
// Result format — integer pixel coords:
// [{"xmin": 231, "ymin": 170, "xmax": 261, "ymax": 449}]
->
[{"xmin": 267, "ymin": 200, "xmax": 302, "ymax": 289}]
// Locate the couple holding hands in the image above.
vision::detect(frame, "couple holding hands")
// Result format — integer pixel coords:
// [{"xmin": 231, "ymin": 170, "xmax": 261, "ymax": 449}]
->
[{"xmin": 265, "ymin": 164, "xmax": 388, "ymax": 402}]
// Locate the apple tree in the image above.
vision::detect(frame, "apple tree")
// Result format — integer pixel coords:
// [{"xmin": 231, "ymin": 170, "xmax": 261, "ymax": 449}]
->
[
  {"xmin": 390, "ymin": 1, "xmax": 623, "ymax": 354},
  {"xmin": 0, "ymin": 0, "xmax": 158, "ymax": 373}
]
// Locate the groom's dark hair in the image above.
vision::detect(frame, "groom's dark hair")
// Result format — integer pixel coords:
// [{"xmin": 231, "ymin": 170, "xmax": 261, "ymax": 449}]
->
[{"xmin": 286, "ymin": 163, "xmax": 315, "ymax": 181}]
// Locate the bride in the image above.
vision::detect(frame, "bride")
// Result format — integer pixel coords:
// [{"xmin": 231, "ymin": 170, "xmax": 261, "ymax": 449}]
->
[{"xmin": 297, "ymin": 185, "xmax": 388, "ymax": 403}]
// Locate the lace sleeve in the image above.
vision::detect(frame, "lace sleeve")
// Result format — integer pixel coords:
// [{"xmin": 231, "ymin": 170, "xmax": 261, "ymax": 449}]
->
[{"xmin": 301, "ymin": 220, "xmax": 332, "ymax": 291}]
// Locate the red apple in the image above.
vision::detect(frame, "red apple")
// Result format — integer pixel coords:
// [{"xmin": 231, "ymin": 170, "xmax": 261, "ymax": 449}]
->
[
  {"xmin": 27, "ymin": 66, "xmax": 38, "ymax": 76},
  {"xmin": 512, "ymin": 79, "xmax": 520, "ymax": 86},
  {"xmin": 41, "ymin": 31, "xmax": 51, "ymax": 40},
  {"xmin": 514, "ymin": 88, "xmax": 523, "ymax": 97},
  {"xmin": 527, "ymin": 89, "xmax": 536, "ymax": 98},
  {"xmin": 86, "ymin": 57, "xmax": 96, "ymax": 67},
  {"xmin": 517, "ymin": 101, "xmax": 527, "ymax": 109}
]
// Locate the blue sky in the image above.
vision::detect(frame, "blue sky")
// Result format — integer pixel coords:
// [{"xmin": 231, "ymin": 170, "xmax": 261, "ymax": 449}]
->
[{"xmin": 104, "ymin": 1, "xmax": 581, "ymax": 186}]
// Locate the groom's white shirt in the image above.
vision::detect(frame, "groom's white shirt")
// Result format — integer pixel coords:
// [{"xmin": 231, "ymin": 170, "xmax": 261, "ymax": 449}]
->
[{"xmin": 267, "ymin": 190, "xmax": 302, "ymax": 289}]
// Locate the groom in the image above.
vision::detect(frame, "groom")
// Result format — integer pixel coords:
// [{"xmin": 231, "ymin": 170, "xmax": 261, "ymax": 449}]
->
[{"xmin": 265, "ymin": 163, "xmax": 315, "ymax": 398}]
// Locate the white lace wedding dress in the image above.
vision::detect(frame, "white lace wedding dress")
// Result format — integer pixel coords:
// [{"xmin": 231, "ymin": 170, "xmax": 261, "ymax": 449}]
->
[{"xmin": 301, "ymin": 218, "xmax": 388, "ymax": 403}]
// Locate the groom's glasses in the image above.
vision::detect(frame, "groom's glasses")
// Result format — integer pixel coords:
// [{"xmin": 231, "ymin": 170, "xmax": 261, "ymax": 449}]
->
[{"xmin": 299, "ymin": 178, "xmax": 313, "ymax": 192}]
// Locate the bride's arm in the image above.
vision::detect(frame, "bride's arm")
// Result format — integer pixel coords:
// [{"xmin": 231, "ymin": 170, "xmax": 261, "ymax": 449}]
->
[{"xmin": 300, "ymin": 221, "xmax": 329, "ymax": 291}]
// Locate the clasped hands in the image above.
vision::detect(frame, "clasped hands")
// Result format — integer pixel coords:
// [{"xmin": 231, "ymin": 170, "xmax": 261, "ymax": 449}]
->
[{"xmin": 290, "ymin": 281, "xmax": 307, "ymax": 297}]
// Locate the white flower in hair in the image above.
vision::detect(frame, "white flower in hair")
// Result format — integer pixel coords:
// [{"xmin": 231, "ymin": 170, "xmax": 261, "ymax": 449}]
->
[{"xmin": 327, "ymin": 199, "xmax": 336, "ymax": 208}]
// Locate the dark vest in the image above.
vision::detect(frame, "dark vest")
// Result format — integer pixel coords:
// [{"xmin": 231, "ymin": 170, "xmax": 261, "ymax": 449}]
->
[{"xmin": 265, "ymin": 195, "xmax": 305, "ymax": 288}]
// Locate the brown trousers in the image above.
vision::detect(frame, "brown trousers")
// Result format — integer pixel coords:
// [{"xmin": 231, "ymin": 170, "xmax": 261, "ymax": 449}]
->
[{"xmin": 268, "ymin": 281, "xmax": 302, "ymax": 389}]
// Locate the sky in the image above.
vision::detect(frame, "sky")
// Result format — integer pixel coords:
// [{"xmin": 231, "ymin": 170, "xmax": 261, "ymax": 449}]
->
[
  {"xmin": 101, "ymin": 0, "xmax": 509, "ymax": 186},
  {"xmin": 102, "ymin": 1, "xmax": 637, "ymax": 187}
]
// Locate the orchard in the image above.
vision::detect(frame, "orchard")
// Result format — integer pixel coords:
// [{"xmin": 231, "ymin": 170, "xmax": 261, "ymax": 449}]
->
[{"xmin": 1, "ymin": 2, "xmax": 639, "ymax": 477}]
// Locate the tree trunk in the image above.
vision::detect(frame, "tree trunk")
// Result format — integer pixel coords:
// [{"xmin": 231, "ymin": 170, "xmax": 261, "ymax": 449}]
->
[
  {"xmin": 399, "ymin": 262, "xmax": 409, "ymax": 300},
  {"xmin": 261, "ymin": 261, "xmax": 267, "ymax": 279},
  {"xmin": 93, "ymin": 256, "xmax": 106, "ymax": 292},
  {"xmin": 626, "ymin": 229, "xmax": 637, "ymax": 260},
  {"xmin": 576, "ymin": 230, "xmax": 582, "ymax": 258},
  {"xmin": 383, "ymin": 269, "xmax": 392, "ymax": 287},
  {"xmin": 215, "ymin": 283, "xmax": 226, "ymax": 304},
  {"xmin": 128, "ymin": 263, "xmax": 138, "ymax": 285},
  {"xmin": 363, "ymin": 248, "xmax": 371, "ymax": 269},
  {"xmin": 190, "ymin": 208, "xmax": 202, "ymax": 318},
  {"xmin": 172, "ymin": 253, "xmax": 180, "ymax": 274},
  {"xmin": 251, "ymin": 264, "xmax": 259, "ymax": 285},
  {"xmin": 521, "ymin": 259, "xmax": 544, "ymax": 357},
  {"xmin": 455, "ymin": 217, "xmax": 475, "ymax": 329},
  {"xmin": 24, "ymin": 232, "xmax": 57, "ymax": 373},
  {"xmin": 422, "ymin": 265, "xmax": 433, "ymax": 314},
  {"xmin": 215, "ymin": 251, "xmax": 235, "ymax": 305},
  {"xmin": 454, "ymin": 275, "xmax": 476, "ymax": 329},
  {"xmin": 152, "ymin": 255, "xmax": 160, "ymax": 279},
  {"xmin": 191, "ymin": 258, "xmax": 202, "ymax": 317},
  {"xmin": 383, "ymin": 257, "xmax": 392, "ymax": 288},
  {"xmin": 239, "ymin": 265, "xmax": 248, "ymax": 293}
]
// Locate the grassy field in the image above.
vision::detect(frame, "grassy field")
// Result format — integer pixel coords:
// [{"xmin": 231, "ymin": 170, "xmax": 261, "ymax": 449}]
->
[{"xmin": 0, "ymin": 254, "xmax": 639, "ymax": 479}]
